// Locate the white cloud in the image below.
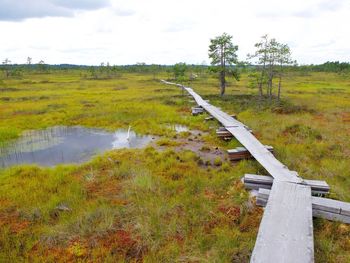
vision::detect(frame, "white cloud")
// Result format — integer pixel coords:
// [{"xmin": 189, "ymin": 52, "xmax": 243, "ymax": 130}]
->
[
  {"xmin": 0, "ymin": 0, "xmax": 349, "ymax": 65},
  {"xmin": 0, "ymin": 0, "xmax": 110, "ymax": 21}
]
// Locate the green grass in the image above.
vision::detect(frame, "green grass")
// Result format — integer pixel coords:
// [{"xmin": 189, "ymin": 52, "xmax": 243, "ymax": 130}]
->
[
  {"xmin": 0, "ymin": 70, "xmax": 349, "ymax": 262},
  {"xmin": 0, "ymin": 71, "xmax": 207, "ymax": 145}
]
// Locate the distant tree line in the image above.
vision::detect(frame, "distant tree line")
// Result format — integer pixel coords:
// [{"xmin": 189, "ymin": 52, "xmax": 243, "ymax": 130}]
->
[
  {"xmin": 298, "ymin": 61, "xmax": 350, "ymax": 73},
  {"xmin": 1, "ymin": 55, "xmax": 349, "ymax": 86},
  {"xmin": 1, "ymin": 60, "xmax": 349, "ymax": 77}
]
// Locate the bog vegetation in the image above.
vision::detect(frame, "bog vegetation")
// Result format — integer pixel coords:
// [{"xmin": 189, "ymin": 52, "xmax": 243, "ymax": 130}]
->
[{"xmin": 0, "ymin": 56, "xmax": 350, "ymax": 262}]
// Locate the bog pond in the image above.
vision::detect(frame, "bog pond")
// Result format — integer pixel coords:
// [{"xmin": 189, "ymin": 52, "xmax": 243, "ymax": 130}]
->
[{"xmin": 0, "ymin": 126, "xmax": 155, "ymax": 168}]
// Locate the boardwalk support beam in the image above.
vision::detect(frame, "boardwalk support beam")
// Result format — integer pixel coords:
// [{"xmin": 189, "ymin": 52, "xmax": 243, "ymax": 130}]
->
[
  {"xmin": 243, "ymin": 174, "xmax": 330, "ymax": 195},
  {"xmin": 257, "ymin": 188, "xmax": 350, "ymax": 224},
  {"xmin": 228, "ymin": 146, "xmax": 273, "ymax": 161}
]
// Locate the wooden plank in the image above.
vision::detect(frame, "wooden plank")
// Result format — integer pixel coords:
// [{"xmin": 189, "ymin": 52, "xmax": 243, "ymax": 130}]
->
[
  {"xmin": 192, "ymin": 107, "xmax": 203, "ymax": 111},
  {"xmin": 244, "ymin": 182, "xmax": 272, "ymax": 191},
  {"xmin": 251, "ymin": 181, "xmax": 314, "ymax": 263},
  {"xmin": 312, "ymin": 196, "xmax": 350, "ymax": 216},
  {"xmin": 228, "ymin": 146, "xmax": 274, "ymax": 162},
  {"xmin": 243, "ymin": 174, "xmax": 330, "ymax": 194},
  {"xmin": 303, "ymin": 179, "xmax": 330, "ymax": 191},
  {"xmin": 216, "ymin": 131, "xmax": 233, "ymax": 137},
  {"xmin": 256, "ymin": 188, "xmax": 271, "ymax": 206},
  {"xmin": 313, "ymin": 210, "xmax": 350, "ymax": 224},
  {"xmin": 244, "ymin": 174, "xmax": 274, "ymax": 185},
  {"xmin": 192, "ymin": 106, "xmax": 204, "ymax": 115},
  {"xmin": 228, "ymin": 146, "xmax": 273, "ymax": 154},
  {"xmin": 256, "ymin": 189, "xmax": 350, "ymax": 223},
  {"xmin": 209, "ymin": 115, "xmax": 236, "ymax": 121},
  {"xmin": 251, "ymin": 184, "xmax": 327, "ymax": 196}
]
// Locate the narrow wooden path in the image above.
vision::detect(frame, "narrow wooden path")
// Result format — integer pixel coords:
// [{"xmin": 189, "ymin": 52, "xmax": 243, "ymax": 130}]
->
[
  {"xmin": 161, "ymin": 80, "xmax": 319, "ymax": 262},
  {"xmin": 251, "ymin": 182, "xmax": 314, "ymax": 262},
  {"xmin": 162, "ymin": 80, "xmax": 303, "ymax": 183},
  {"xmin": 162, "ymin": 80, "xmax": 350, "ymax": 262}
]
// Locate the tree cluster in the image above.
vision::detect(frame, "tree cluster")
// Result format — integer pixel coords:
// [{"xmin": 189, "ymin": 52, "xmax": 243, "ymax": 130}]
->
[
  {"xmin": 207, "ymin": 33, "xmax": 295, "ymax": 100},
  {"xmin": 247, "ymin": 35, "xmax": 295, "ymax": 100}
]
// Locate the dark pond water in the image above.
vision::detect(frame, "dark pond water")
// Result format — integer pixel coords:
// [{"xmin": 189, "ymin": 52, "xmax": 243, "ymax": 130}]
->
[{"xmin": 0, "ymin": 126, "xmax": 154, "ymax": 168}]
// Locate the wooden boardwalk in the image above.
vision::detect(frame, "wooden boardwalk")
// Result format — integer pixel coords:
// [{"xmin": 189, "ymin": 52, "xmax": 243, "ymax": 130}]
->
[
  {"xmin": 162, "ymin": 80, "xmax": 349, "ymax": 263},
  {"xmin": 161, "ymin": 80, "xmax": 314, "ymax": 262},
  {"xmin": 162, "ymin": 81, "xmax": 302, "ymax": 183},
  {"xmin": 163, "ymin": 81, "xmax": 303, "ymax": 186}
]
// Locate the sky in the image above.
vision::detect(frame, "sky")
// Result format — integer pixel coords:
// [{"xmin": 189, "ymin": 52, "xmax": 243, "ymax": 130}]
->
[{"xmin": 0, "ymin": 0, "xmax": 349, "ymax": 65}]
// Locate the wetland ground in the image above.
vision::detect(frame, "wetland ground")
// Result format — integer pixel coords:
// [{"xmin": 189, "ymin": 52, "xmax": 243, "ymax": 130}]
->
[{"xmin": 0, "ymin": 70, "xmax": 349, "ymax": 262}]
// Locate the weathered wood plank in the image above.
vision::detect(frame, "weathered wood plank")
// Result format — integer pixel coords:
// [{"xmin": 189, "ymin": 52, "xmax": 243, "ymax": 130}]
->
[
  {"xmin": 251, "ymin": 181, "xmax": 314, "ymax": 263},
  {"xmin": 228, "ymin": 146, "xmax": 274, "ymax": 154},
  {"xmin": 256, "ymin": 189, "xmax": 350, "ymax": 223},
  {"xmin": 243, "ymin": 174, "xmax": 330, "ymax": 194},
  {"xmin": 257, "ymin": 199, "xmax": 350, "ymax": 224},
  {"xmin": 192, "ymin": 106, "xmax": 204, "ymax": 115},
  {"xmin": 244, "ymin": 182, "xmax": 273, "ymax": 190},
  {"xmin": 244, "ymin": 174, "xmax": 274, "ymax": 184},
  {"xmin": 313, "ymin": 210, "xmax": 350, "ymax": 224},
  {"xmin": 227, "ymin": 146, "xmax": 274, "ymax": 162},
  {"xmin": 256, "ymin": 188, "xmax": 271, "ymax": 207},
  {"xmin": 216, "ymin": 131, "xmax": 233, "ymax": 138},
  {"xmin": 312, "ymin": 196, "xmax": 350, "ymax": 216}
]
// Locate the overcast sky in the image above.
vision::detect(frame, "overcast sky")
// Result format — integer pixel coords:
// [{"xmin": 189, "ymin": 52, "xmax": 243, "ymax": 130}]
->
[{"xmin": 0, "ymin": 0, "xmax": 349, "ymax": 65}]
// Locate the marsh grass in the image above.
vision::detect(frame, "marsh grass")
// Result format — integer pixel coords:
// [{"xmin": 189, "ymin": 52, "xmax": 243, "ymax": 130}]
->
[{"xmin": 0, "ymin": 71, "xmax": 349, "ymax": 261}]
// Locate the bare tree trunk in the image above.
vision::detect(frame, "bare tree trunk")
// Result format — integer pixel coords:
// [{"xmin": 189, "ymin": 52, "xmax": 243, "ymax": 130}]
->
[
  {"xmin": 258, "ymin": 70, "xmax": 264, "ymax": 97},
  {"xmin": 278, "ymin": 74, "xmax": 282, "ymax": 101},
  {"xmin": 220, "ymin": 44, "xmax": 226, "ymax": 96},
  {"xmin": 277, "ymin": 63, "xmax": 283, "ymax": 101},
  {"xmin": 268, "ymin": 74, "xmax": 273, "ymax": 100},
  {"xmin": 258, "ymin": 61, "xmax": 266, "ymax": 97},
  {"xmin": 220, "ymin": 70, "xmax": 225, "ymax": 96}
]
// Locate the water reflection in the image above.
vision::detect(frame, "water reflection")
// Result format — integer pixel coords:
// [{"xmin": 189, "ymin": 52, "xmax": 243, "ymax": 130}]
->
[{"xmin": 0, "ymin": 126, "xmax": 154, "ymax": 168}]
